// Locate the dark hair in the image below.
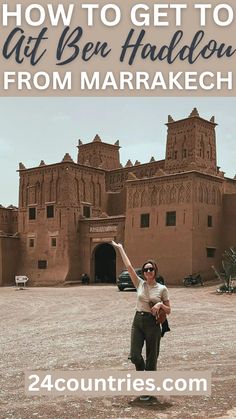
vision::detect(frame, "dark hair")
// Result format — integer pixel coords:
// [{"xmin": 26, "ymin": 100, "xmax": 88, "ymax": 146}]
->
[{"xmin": 141, "ymin": 259, "xmax": 158, "ymax": 276}]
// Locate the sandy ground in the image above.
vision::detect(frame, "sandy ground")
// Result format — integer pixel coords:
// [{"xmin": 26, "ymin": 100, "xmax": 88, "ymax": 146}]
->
[{"xmin": 0, "ymin": 282, "xmax": 235, "ymax": 419}]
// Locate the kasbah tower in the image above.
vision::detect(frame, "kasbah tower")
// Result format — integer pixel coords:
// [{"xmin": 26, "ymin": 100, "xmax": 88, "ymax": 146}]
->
[{"xmin": 1, "ymin": 108, "xmax": 236, "ymax": 286}]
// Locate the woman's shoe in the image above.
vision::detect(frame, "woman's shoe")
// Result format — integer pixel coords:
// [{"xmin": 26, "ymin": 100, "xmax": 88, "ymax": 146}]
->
[{"xmin": 139, "ymin": 395, "xmax": 151, "ymax": 401}]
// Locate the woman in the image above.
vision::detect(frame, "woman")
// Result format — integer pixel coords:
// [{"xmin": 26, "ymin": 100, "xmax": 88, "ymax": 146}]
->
[{"xmin": 111, "ymin": 241, "xmax": 171, "ymax": 373}]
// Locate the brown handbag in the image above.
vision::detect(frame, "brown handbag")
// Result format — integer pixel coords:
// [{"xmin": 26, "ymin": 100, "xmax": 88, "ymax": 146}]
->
[
  {"xmin": 155, "ymin": 307, "xmax": 167, "ymax": 324},
  {"xmin": 148, "ymin": 301, "xmax": 167, "ymax": 324}
]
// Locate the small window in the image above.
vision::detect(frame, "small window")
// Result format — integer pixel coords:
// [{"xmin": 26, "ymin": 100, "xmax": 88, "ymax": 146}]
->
[
  {"xmin": 183, "ymin": 149, "xmax": 187, "ymax": 158},
  {"xmin": 51, "ymin": 237, "xmax": 57, "ymax": 247},
  {"xmin": 29, "ymin": 238, "xmax": 35, "ymax": 248},
  {"xmin": 38, "ymin": 260, "xmax": 47, "ymax": 269},
  {"xmin": 47, "ymin": 205, "xmax": 54, "ymax": 218},
  {"xmin": 206, "ymin": 248, "xmax": 216, "ymax": 258},
  {"xmin": 166, "ymin": 211, "xmax": 176, "ymax": 226},
  {"xmin": 140, "ymin": 213, "xmax": 150, "ymax": 228},
  {"xmin": 83, "ymin": 206, "xmax": 91, "ymax": 218},
  {"xmin": 207, "ymin": 215, "xmax": 213, "ymax": 227},
  {"xmin": 29, "ymin": 207, "xmax": 36, "ymax": 220},
  {"xmin": 174, "ymin": 151, "xmax": 178, "ymax": 159}
]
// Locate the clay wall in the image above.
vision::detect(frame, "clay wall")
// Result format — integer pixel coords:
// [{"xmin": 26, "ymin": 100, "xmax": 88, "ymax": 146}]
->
[
  {"xmin": 124, "ymin": 174, "xmax": 194, "ymax": 284},
  {"xmin": 106, "ymin": 160, "xmax": 165, "ymax": 192},
  {"xmin": 0, "ymin": 236, "xmax": 19, "ymax": 286},
  {"xmin": 222, "ymin": 194, "xmax": 236, "ymax": 251},
  {"xmin": 0, "ymin": 207, "xmax": 18, "ymax": 234},
  {"xmin": 192, "ymin": 175, "xmax": 224, "ymax": 279}
]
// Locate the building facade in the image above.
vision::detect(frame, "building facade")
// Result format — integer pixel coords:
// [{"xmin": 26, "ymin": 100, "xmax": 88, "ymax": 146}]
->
[
  {"xmin": 0, "ymin": 205, "xmax": 19, "ymax": 286},
  {"xmin": 1, "ymin": 108, "xmax": 236, "ymax": 286}
]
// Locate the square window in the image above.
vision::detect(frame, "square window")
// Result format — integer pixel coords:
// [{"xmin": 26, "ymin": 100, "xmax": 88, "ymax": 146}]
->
[
  {"xmin": 83, "ymin": 206, "xmax": 91, "ymax": 218},
  {"xmin": 208, "ymin": 215, "xmax": 213, "ymax": 227},
  {"xmin": 140, "ymin": 213, "xmax": 150, "ymax": 228},
  {"xmin": 166, "ymin": 211, "xmax": 176, "ymax": 226},
  {"xmin": 206, "ymin": 248, "xmax": 216, "ymax": 258},
  {"xmin": 38, "ymin": 260, "xmax": 47, "ymax": 269},
  {"xmin": 51, "ymin": 237, "xmax": 57, "ymax": 247},
  {"xmin": 29, "ymin": 238, "xmax": 35, "ymax": 248},
  {"xmin": 29, "ymin": 207, "xmax": 36, "ymax": 220},
  {"xmin": 46, "ymin": 205, "xmax": 54, "ymax": 218}
]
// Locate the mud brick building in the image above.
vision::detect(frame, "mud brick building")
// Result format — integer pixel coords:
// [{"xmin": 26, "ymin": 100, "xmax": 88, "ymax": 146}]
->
[
  {"xmin": 0, "ymin": 205, "xmax": 18, "ymax": 286},
  {"xmin": 1, "ymin": 108, "xmax": 236, "ymax": 286}
]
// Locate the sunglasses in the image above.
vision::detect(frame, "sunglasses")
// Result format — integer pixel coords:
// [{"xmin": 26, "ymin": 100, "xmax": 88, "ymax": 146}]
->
[{"xmin": 143, "ymin": 267, "xmax": 155, "ymax": 273}]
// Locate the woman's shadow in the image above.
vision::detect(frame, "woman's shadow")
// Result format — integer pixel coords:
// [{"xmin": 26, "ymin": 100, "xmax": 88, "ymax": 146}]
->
[{"xmin": 129, "ymin": 395, "xmax": 173, "ymax": 411}]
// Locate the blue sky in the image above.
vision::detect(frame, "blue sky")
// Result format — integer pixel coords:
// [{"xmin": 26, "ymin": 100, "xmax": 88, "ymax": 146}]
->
[{"xmin": 0, "ymin": 97, "xmax": 235, "ymax": 206}]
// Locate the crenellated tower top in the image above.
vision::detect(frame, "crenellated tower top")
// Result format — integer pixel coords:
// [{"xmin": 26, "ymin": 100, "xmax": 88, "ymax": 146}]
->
[
  {"xmin": 164, "ymin": 108, "xmax": 217, "ymax": 175},
  {"xmin": 77, "ymin": 134, "xmax": 121, "ymax": 170}
]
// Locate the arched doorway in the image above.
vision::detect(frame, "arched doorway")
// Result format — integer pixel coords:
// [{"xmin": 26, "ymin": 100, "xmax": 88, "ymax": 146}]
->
[{"xmin": 94, "ymin": 243, "xmax": 116, "ymax": 283}]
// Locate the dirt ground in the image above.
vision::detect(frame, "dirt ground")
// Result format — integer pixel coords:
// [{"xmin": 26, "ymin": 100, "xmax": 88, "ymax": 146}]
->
[{"xmin": 0, "ymin": 282, "xmax": 235, "ymax": 419}]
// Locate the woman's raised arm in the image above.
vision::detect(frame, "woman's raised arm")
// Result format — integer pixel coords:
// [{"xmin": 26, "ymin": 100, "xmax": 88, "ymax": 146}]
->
[{"xmin": 111, "ymin": 241, "xmax": 140, "ymax": 288}]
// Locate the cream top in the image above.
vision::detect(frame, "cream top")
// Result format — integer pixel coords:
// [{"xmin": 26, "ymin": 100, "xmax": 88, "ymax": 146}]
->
[{"xmin": 135, "ymin": 277, "xmax": 169, "ymax": 312}]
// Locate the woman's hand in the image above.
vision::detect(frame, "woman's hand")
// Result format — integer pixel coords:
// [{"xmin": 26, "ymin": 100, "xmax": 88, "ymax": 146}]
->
[
  {"xmin": 111, "ymin": 241, "xmax": 123, "ymax": 249},
  {"xmin": 151, "ymin": 302, "xmax": 162, "ymax": 315},
  {"xmin": 153, "ymin": 300, "xmax": 171, "ymax": 315}
]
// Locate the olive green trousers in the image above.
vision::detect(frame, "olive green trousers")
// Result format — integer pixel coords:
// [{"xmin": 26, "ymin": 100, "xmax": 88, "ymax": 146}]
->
[{"xmin": 130, "ymin": 311, "xmax": 161, "ymax": 371}]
